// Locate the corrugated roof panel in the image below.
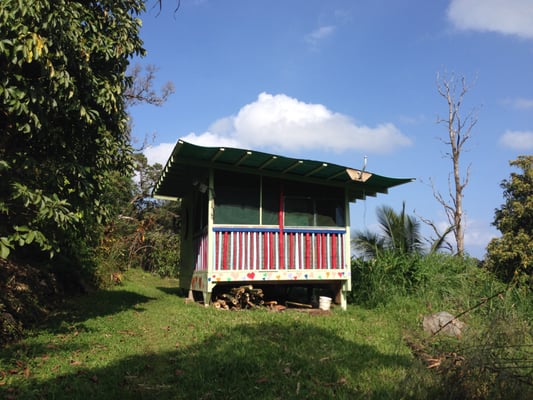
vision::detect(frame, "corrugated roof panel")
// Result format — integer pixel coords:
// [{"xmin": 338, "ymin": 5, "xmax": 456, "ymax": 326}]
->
[{"xmin": 152, "ymin": 140, "xmax": 413, "ymax": 201}]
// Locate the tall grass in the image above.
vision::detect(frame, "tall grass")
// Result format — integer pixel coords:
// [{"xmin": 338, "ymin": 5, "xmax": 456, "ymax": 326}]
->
[
  {"xmin": 349, "ymin": 252, "xmax": 504, "ymax": 309},
  {"xmin": 350, "ymin": 252, "xmax": 533, "ymax": 398}
]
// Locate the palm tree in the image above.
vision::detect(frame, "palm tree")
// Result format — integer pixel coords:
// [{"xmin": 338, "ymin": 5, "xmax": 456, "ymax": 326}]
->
[{"xmin": 352, "ymin": 202, "xmax": 423, "ymax": 259}]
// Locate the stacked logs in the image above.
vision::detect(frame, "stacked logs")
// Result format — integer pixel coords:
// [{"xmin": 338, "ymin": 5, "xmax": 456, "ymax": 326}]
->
[{"xmin": 212, "ymin": 285, "xmax": 265, "ymax": 310}]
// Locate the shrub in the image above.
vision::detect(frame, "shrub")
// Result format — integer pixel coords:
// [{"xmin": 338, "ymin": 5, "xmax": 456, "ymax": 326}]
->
[{"xmin": 437, "ymin": 295, "xmax": 533, "ymax": 399}]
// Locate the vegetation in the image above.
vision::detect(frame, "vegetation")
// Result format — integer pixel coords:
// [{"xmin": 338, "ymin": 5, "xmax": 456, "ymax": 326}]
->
[
  {"xmin": 485, "ymin": 155, "xmax": 533, "ymax": 287},
  {"xmin": 0, "ymin": 0, "xmax": 145, "ymax": 269},
  {"xmin": 0, "ymin": 264, "xmax": 530, "ymax": 399},
  {"xmin": 96, "ymin": 183, "xmax": 181, "ymax": 284},
  {"xmin": 352, "ymin": 202, "xmax": 423, "ymax": 258},
  {"xmin": 0, "ymin": 2, "xmax": 531, "ymax": 398},
  {"xmin": 349, "ymin": 199, "xmax": 532, "ymax": 398}
]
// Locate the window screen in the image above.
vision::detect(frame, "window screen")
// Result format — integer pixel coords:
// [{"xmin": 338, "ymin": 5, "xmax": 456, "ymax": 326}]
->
[
  {"xmin": 284, "ymin": 184, "xmax": 345, "ymax": 227},
  {"xmin": 213, "ymin": 171, "xmax": 344, "ymax": 227},
  {"xmin": 262, "ymin": 177, "xmax": 280, "ymax": 225},
  {"xmin": 214, "ymin": 171, "xmax": 260, "ymax": 224},
  {"xmin": 284, "ymin": 197, "xmax": 314, "ymax": 226}
]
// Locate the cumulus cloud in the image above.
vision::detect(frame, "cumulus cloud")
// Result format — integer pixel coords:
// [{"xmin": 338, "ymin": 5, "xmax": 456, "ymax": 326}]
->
[
  {"xmin": 178, "ymin": 92, "xmax": 411, "ymax": 155},
  {"xmin": 144, "ymin": 142, "xmax": 176, "ymax": 166},
  {"xmin": 499, "ymin": 130, "xmax": 533, "ymax": 150},
  {"xmin": 447, "ymin": 0, "xmax": 533, "ymax": 39}
]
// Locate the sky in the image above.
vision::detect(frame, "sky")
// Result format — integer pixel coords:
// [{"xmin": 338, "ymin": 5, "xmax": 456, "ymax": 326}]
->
[{"xmin": 129, "ymin": 0, "xmax": 533, "ymax": 259}]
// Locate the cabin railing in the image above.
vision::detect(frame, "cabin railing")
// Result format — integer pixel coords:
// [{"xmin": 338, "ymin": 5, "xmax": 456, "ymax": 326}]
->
[{"xmin": 194, "ymin": 227, "xmax": 346, "ymax": 272}]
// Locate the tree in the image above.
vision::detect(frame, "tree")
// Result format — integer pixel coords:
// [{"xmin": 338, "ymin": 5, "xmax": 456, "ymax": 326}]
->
[
  {"xmin": 0, "ymin": 1, "xmax": 145, "ymax": 262},
  {"xmin": 133, "ymin": 153, "xmax": 164, "ymax": 198},
  {"xmin": 125, "ymin": 64, "xmax": 175, "ymax": 108},
  {"xmin": 98, "ymin": 156, "xmax": 181, "ymax": 279},
  {"xmin": 432, "ymin": 71, "xmax": 478, "ymax": 257},
  {"xmin": 352, "ymin": 203, "xmax": 423, "ymax": 258},
  {"xmin": 485, "ymin": 156, "xmax": 533, "ymax": 286}
]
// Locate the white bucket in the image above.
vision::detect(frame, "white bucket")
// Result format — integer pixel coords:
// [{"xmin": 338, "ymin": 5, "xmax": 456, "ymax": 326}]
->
[{"xmin": 319, "ymin": 296, "xmax": 332, "ymax": 311}]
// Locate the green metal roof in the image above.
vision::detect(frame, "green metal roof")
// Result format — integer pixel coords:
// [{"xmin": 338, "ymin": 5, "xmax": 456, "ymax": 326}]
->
[{"xmin": 152, "ymin": 140, "xmax": 413, "ymax": 202}]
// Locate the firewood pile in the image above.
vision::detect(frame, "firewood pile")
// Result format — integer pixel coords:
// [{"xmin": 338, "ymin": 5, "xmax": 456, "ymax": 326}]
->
[{"xmin": 212, "ymin": 285, "xmax": 265, "ymax": 310}]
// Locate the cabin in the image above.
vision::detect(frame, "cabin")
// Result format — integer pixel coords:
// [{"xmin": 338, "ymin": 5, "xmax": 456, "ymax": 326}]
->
[{"xmin": 152, "ymin": 140, "xmax": 412, "ymax": 310}]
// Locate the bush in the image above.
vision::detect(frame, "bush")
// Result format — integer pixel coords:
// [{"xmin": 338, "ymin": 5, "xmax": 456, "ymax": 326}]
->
[
  {"xmin": 97, "ymin": 203, "xmax": 180, "ymax": 286},
  {"xmin": 356, "ymin": 252, "xmax": 533, "ymax": 399},
  {"xmin": 436, "ymin": 294, "xmax": 533, "ymax": 399}
]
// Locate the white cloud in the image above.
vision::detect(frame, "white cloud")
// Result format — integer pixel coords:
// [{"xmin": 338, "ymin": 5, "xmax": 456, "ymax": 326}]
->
[
  {"xmin": 447, "ymin": 0, "xmax": 533, "ymax": 39},
  {"xmin": 180, "ymin": 131, "xmax": 242, "ymax": 148},
  {"xmin": 424, "ymin": 218, "xmax": 496, "ymax": 257},
  {"xmin": 464, "ymin": 219, "xmax": 498, "ymax": 248},
  {"xmin": 177, "ymin": 92, "xmax": 411, "ymax": 154},
  {"xmin": 305, "ymin": 25, "xmax": 336, "ymax": 47},
  {"xmin": 499, "ymin": 130, "xmax": 533, "ymax": 150},
  {"xmin": 507, "ymin": 97, "xmax": 533, "ymax": 110},
  {"xmin": 144, "ymin": 142, "xmax": 176, "ymax": 166}
]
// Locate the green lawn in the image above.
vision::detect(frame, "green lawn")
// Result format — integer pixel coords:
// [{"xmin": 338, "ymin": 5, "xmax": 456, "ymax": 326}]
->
[{"xmin": 0, "ymin": 269, "xmax": 455, "ymax": 399}]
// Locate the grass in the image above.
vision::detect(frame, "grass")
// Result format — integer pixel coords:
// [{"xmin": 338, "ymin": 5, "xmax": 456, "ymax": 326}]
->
[
  {"xmin": 0, "ymin": 268, "xmax": 439, "ymax": 399},
  {"xmin": 1, "ymin": 263, "xmax": 531, "ymax": 399}
]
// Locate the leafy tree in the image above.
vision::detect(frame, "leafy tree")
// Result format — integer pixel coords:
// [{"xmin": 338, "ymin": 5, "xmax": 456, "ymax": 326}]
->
[
  {"xmin": 485, "ymin": 156, "xmax": 533, "ymax": 286},
  {"xmin": 0, "ymin": 1, "xmax": 145, "ymax": 262},
  {"xmin": 352, "ymin": 202, "xmax": 423, "ymax": 258},
  {"xmin": 133, "ymin": 153, "xmax": 164, "ymax": 198},
  {"xmin": 98, "ymin": 156, "xmax": 181, "ymax": 280}
]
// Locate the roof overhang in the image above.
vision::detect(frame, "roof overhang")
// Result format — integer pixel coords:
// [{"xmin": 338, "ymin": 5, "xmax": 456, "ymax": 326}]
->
[{"xmin": 152, "ymin": 140, "xmax": 414, "ymax": 202}]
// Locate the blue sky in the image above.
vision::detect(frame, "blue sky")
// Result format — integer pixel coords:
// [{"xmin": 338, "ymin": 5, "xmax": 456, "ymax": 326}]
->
[{"xmin": 130, "ymin": 0, "xmax": 533, "ymax": 259}]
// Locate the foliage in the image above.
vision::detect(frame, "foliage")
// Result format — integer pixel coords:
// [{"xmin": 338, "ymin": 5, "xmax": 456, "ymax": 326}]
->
[
  {"xmin": 352, "ymin": 202, "xmax": 423, "ymax": 259},
  {"xmin": 349, "ymin": 249, "xmax": 532, "ymax": 398},
  {"xmin": 0, "ymin": 1, "xmax": 145, "ymax": 264},
  {"xmin": 132, "ymin": 153, "xmax": 164, "ymax": 198},
  {"xmin": 485, "ymin": 155, "xmax": 533, "ymax": 287},
  {"xmin": 96, "ymin": 154, "xmax": 181, "ymax": 281},
  {"xmin": 349, "ymin": 252, "xmax": 482, "ymax": 308},
  {"xmin": 99, "ymin": 198, "xmax": 181, "ymax": 280},
  {"xmin": 429, "ymin": 289, "xmax": 533, "ymax": 400}
]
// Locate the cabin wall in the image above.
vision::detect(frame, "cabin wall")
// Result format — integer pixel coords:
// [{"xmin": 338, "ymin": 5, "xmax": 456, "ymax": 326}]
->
[{"xmin": 180, "ymin": 169, "xmax": 353, "ymax": 308}]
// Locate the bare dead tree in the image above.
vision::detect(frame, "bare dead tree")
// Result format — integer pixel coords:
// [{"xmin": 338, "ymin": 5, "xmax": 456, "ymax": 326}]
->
[
  {"xmin": 124, "ymin": 64, "xmax": 175, "ymax": 151},
  {"xmin": 432, "ymin": 71, "xmax": 479, "ymax": 257},
  {"xmin": 124, "ymin": 64, "xmax": 175, "ymax": 108},
  {"xmin": 416, "ymin": 211, "xmax": 455, "ymax": 254},
  {"xmin": 154, "ymin": 0, "xmax": 181, "ymax": 14}
]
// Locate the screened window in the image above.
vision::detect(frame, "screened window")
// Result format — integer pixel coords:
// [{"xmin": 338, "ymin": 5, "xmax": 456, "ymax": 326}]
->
[
  {"xmin": 213, "ymin": 171, "xmax": 344, "ymax": 227},
  {"xmin": 214, "ymin": 171, "xmax": 260, "ymax": 224},
  {"xmin": 262, "ymin": 177, "xmax": 281, "ymax": 225},
  {"xmin": 284, "ymin": 197, "xmax": 314, "ymax": 226},
  {"xmin": 283, "ymin": 181, "xmax": 344, "ymax": 227},
  {"xmin": 284, "ymin": 197, "xmax": 344, "ymax": 227}
]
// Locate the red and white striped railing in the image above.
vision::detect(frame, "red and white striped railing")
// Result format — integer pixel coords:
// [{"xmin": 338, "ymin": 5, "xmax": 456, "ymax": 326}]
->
[{"xmin": 194, "ymin": 227, "xmax": 346, "ymax": 272}]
